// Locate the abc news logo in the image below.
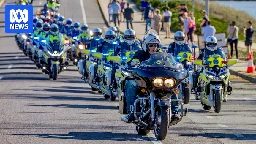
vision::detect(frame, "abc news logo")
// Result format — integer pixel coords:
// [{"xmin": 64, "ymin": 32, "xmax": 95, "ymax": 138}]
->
[
  {"xmin": 10, "ymin": 9, "xmax": 29, "ymax": 29},
  {"xmin": 5, "ymin": 5, "xmax": 33, "ymax": 33}
]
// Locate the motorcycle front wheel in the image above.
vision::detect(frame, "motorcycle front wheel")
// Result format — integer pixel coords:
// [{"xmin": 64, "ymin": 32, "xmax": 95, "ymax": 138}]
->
[
  {"xmin": 183, "ymin": 86, "xmax": 190, "ymax": 104},
  {"xmin": 154, "ymin": 107, "xmax": 168, "ymax": 140},
  {"xmin": 52, "ymin": 64, "xmax": 58, "ymax": 80},
  {"xmin": 214, "ymin": 90, "xmax": 222, "ymax": 113}
]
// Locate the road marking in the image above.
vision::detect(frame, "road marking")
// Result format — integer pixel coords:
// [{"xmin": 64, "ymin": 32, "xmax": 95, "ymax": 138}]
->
[
  {"xmin": 218, "ymin": 124, "xmax": 228, "ymax": 128},
  {"xmin": 205, "ymin": 116, "xmax": 213, "ymax": 119},
  {"xmin": 234, "ymin": 134, "xmax": 244, "ymax": 138},
  {"xmin": 80, "ymin": 0, "xmax": 87, "ymax": 24},
  {"xmin": 8, "ymin": 65, "xmax": 13, "ymax": 69},
  {"xmin": 147, "ymin": 132, "xmax": 163, "ymax": 144},
  {"xmin": 15, "ymin": 56, "xmax": 19, "ymax": 59}
]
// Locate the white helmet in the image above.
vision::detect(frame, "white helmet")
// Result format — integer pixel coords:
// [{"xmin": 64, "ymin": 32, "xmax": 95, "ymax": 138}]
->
[
  {"xmin": 108, "ymin": 26, "xmax": 118, "ymax": 35},
  {"xmin": 104, "ymin": 30, "xmax": 116, "ymax": 43},
  {"xmin": 124, "ymin": 29, "xmax": 136, "ymax": 45},
  {"xmin": 142, "ymin": 30, "xmax": 161, "ymax": 52},
  {"xmin": 174, "ymin": 31, "xmax": 185, "ymax": 45},
  {"xmin": 205, "ymin": 36, "xmax": 218, "ymax": 51}
]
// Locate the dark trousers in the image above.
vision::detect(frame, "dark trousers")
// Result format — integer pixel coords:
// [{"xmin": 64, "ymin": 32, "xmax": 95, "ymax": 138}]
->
[
  {"xmin": 113, "ymin": 14, "xmax": 120, "ymax": 26},
  {"xmin": 126, "ymin": 19, "xmax": 133, "ymax": 29},
  {"xmin": 187, "ymin": 28, "xmax": 194, "ymax": 42},
  {"xmin": 230, "ymin": 39, "xmax": 238, "ymax": 59}
]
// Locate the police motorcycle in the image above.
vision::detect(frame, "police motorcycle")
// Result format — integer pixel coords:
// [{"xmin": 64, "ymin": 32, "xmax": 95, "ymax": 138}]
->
[
  {"xmin": 61, "ymin": 19, "xmax": 74, "ymax": 62},
  {"xmin": 78, "ymin": 28, "xmax": 103, "ymax": 83},
  {"xmin": 40, "ymin": 25, "xmax": 70, "ymax": 80},
  {"xmin": 88, "ymin": 30, "xmax": 118, "ymax": 93},
  {"xmin": 168, "ymin": 31, "xmax": 194, "ymax": 104},
  {"xmin": 194, "ymin": 36, "xmax": 237, "ymax": 113},
  {"xmin": 70, "ymin": 22, "xmax": 82, "ymax": 65},
  {"xmin": 106, "ymin": 29, "xmax": 141, "ymax": 101},
  {"xmin": 120, "ymin": 52, "xmax": 187, "ymax": 140},
  {"xmin": 73, "ymin": 25, "xmax": 92, "ymax": 66}
]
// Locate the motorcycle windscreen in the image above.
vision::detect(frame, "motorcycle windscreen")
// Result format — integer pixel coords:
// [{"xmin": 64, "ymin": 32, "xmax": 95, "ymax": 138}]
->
[
  {"xmin": 134, "ymin": 52, "xmax": 187, "ymax": 80},
  {"xmin": 49, "ymin": 41, "xmax": 62, "ymax": 52}
]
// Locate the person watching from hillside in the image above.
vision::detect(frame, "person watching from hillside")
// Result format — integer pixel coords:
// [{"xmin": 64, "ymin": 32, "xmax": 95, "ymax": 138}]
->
[
  {"xmin": 244, "ymin": 20, "xmax": 254, "ymax": 56},
  {"xmin": 200, "ymin": 10, "xmax": 209, "ymax": 32},
  {"xmin": 228, "ymin": 21, "xmax": 239, "ymax": 59},
  {"xmin": 124, "ymin": 3, "xmax": 134, "ymax": 29},
  {"xmin": 177, "ymin": 4, "xmax": 188, "ymax": 31}
]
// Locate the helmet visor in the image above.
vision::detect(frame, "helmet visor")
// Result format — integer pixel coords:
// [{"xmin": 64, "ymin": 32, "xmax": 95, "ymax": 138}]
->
[
  {"xmin": 94, "ymin": 32, "xmax": 102, "ymax": 36},
  {"xmin": 175, "ymin": 37, "xmax": 184, "ymax": 41},
  {"xmin": 148, "ymin": 43, "xmax": 159, "ymax": 48},
  {"xmin": 105, "ymin": 35, "xmax": 115, "ymax": 40},
  {"xmin": 124, "ymin": 35, "xmax": 135, "ymax": 40},
  {"xmin": 206, "ymin": 42, "xmax": 217, "ymax": 47}
]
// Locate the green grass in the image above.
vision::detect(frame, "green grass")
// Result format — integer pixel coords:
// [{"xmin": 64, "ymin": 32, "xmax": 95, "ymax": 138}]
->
[{"xmin": 132, "ymin": 0, "xmax": 256, "ymax": 42}]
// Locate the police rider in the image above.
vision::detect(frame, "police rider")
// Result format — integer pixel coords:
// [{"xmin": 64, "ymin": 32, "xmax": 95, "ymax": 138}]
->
[{"xmin": 121, "ymin": 31, "xmax": 181, "ymax": 124}]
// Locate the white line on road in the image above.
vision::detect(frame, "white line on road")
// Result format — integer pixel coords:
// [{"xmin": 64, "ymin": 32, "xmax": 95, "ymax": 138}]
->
[
  {"xmin": 7, "ymin": 65, "xmax": 13, "ymax": 69},
  {"xmin": 147, "ymin": 132, "xmax": 163, "ymax": 144},
  {"xmin": 15, "ymin": 56, "xmax": 19, "ymax": 59},
  {"xmin": 218, "ymin": 124, "xmax": 228, "ymax": 128},
  {"xmin": 234, "ymin": 134, "xmax": 244, "ymax": 138},
  {"xmin": 80, "ymin": 0, "xmax": 87, "ymax": 24},
  {"xmin": 205, "ymin": 116, "xmax": 213, "ymax": 119}
]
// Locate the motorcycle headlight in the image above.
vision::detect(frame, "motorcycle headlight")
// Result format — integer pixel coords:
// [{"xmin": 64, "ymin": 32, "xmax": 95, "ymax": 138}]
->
[
  {"xmin": 21, "ymin": 34, "xmax": 27, "ymax": 39},
  {"xmin": 73, "ymin": 36, "xmax": 77, "ymax": 40},
  {"xmin": 78, "ymin": 44, "xmax": 84, "ymax": 49},
  {"xmin": 153, "ymin": 78, "xmax": 163, "ymax": 87},
  {"xmin": 164, "ymin": 79, "xmax": 175, "ymax": 88}
]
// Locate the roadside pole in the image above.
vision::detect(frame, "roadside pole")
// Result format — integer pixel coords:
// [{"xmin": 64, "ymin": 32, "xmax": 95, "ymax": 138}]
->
[{"xmin": 205, "ymin": 0, "xmax": 209, "ymax": 18}]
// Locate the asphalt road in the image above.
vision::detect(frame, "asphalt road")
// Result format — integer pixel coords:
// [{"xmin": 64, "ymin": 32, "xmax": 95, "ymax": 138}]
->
[{"xmin": 0, "ymin": 0, "xmax": 256, "ymax": 144}]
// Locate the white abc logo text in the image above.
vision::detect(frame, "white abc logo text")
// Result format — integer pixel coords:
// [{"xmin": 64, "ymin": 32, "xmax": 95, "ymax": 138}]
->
[{"xmin": 9, "ymin": 9, "xmax": 29, "ymax": 30}]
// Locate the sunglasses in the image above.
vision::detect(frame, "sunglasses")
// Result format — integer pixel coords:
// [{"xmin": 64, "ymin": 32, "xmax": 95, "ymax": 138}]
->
[
  {"xmin": 148, "ymin": 44, "xmax": 159, "ymax": 47},
  {"xmin": 207, "ymin": 43, "xmax": 217, "ymax": 47},
  {"xmin": 175, "ymin": 37, "xmax": 184, "ymax": 41}
]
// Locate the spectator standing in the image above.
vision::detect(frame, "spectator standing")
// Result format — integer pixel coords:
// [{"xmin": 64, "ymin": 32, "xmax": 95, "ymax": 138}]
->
[
  {"xmin": 144, "ymin": 3, "xmax": 154, "ymax": 32},
  {"xmin": 200, "ymin": 10, "xmax": 209, "ymax": 33},
  {"xmin": 188, "ymin": 12, "xmax": 196, "ymax": 45},
  {"xmin": 228, "ymin": 21, "xmax": 239, "ymax": 59},
  {"xmin": 163, "ymin": 7, "xmax": 172, "ymax": 39},
  {"xmin": 244, "ymin": 21, "xmax": 254, "ymax": 56},
  {"xmin": 124, "ymin": 3, "xmax": 134, "ymax": 29},
  {"xmin": 120, "ymin": 0, "xmax": 126, "ymax": 22},
  {"xmin": 108, "ymin": 3, "xmax": 113, "ymax": 23},
  {"xmin": 177, "ymin": 4, "xmax": 188, "ymax": 31},
  {"xmin": 183, "ymin": 12, "xmax": 189, "ymax": 41},
  {"xmin": 140, "ymin": 0, "xmax": 149, "ymax": 21},
  {"xmin": 152, "ymin": 9, "xmax": 162, "ymax": 35},
  {"xmin": 202, "ymin": 21, "xmax": 216, "ymax": 47},
  {"xmin": 111, "ymin": 0, "xmax": 121, "ymax": 27}
]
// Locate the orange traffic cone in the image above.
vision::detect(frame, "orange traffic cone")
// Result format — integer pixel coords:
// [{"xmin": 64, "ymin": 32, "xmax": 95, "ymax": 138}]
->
[{"xmin": 247, "ymin": 53, "xmax": 255, "ymax": 73}]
